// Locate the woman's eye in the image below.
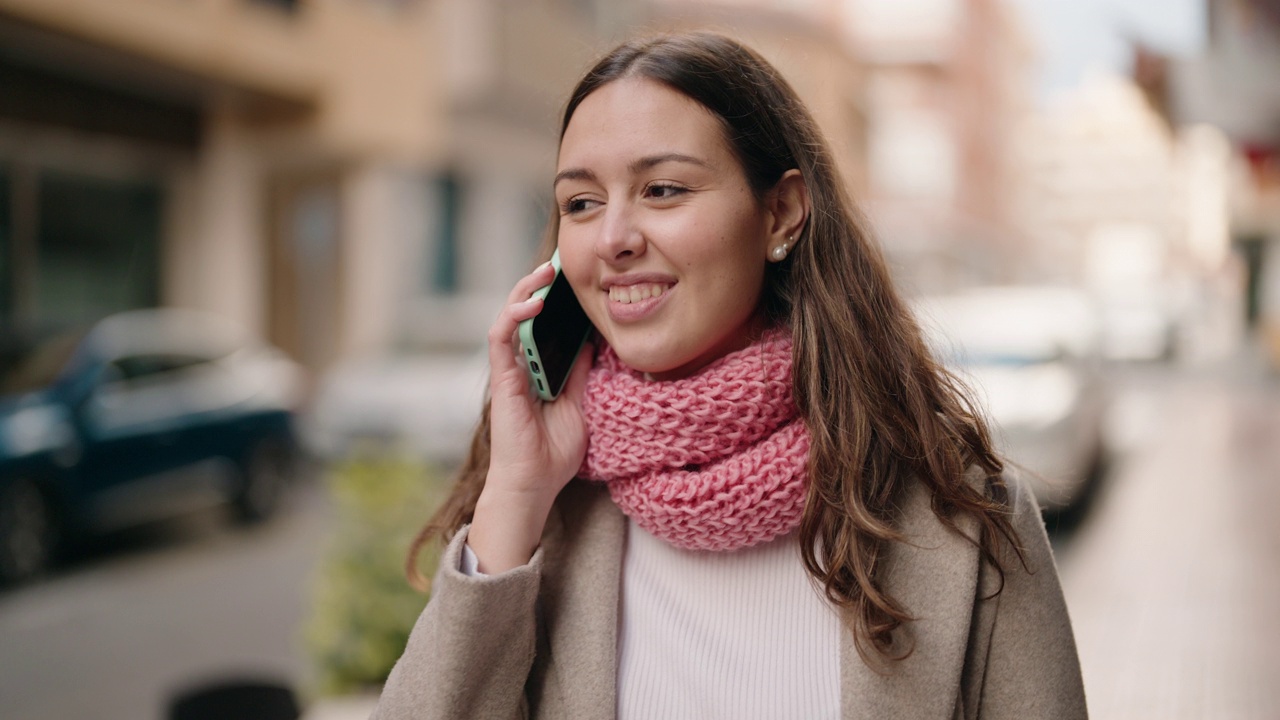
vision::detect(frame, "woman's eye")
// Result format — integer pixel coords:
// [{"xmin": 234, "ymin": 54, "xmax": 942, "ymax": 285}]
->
[
  {"xmin": 647, "ymin": 183, "xmax": 687, "ymax": 200},
  {"xmin": 560, "ymin": 197, "xmax": 597, "ymax": 215}
]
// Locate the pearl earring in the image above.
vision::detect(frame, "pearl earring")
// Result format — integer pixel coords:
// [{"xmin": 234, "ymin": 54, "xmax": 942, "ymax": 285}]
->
[{"xmin": 771, "ymin": 236, "xmax": 793, "ymax": 262}]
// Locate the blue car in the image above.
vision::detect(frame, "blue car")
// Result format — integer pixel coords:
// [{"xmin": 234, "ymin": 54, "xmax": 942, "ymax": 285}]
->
[{"xmin": 0, "ymin": 309, "xmax": 307, "ymax": 584}]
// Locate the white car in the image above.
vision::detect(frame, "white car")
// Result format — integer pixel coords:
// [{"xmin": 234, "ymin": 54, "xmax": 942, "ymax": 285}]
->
[
  {"xmin": 1094, "ymin": 287, "xmax": 1181, "ymax": 362},
  {"xmin": 301, "ymin": 350, "xmax": 489, "ymax": 464},
  {"xmin": 913, "ymin": 287, "xmax": 1110, "ymax": 512}
]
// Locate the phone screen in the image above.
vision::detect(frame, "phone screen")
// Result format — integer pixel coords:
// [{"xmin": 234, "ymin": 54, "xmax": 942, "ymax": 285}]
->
[{"xmin": 528, "ymin": 269, "xmax": 593, "ymax": 398}]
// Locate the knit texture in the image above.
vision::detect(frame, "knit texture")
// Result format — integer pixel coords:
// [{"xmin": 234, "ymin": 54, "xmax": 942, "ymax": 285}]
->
[{"xmin": 578, "ymin": 330, "xmax": 811, "ymax": 551}]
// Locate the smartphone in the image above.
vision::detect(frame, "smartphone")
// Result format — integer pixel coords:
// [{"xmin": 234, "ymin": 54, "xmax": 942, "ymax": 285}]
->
[{"xmin": 517, "ymin": 249, "xmax": 594, "ymax": 401}]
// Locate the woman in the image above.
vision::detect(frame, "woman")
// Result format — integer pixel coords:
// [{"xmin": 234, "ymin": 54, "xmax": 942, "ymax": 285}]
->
[{"xmin": 373, "ymin": 31, "xmax": 1086, "ymax": 719}]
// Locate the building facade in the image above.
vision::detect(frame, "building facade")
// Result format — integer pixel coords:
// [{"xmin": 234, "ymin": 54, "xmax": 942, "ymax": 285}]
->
[
  {"xmin": 1, "ymin": 0, "xmax": 885, "ymax": 381},
  {"xmin": 1135, "ymin": 0, "xmax": 1280, "ymax": 367},
  {"xmin": 0, "ymin": 0, "xmax": 643, "ymax": 374},
  {"xmin": 842, "ymin": 0, "xmax": 1035, "ymax": 294},
  {"xmin": 0, "ymin": 0, "xmax": 452, "ymax": 372}
]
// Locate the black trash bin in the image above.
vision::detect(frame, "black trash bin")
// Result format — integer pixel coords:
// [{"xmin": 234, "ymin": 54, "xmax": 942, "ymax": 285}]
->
[{"xmin": 167, "ymin": 679, "xmax": 300, "ymax": 720}]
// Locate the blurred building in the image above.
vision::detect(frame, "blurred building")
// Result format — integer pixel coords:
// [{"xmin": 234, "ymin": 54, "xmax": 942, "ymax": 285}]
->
[
  {"xmin": 842, "ymin": 0, "xmax": 1036, "ymax": 294},
  {"xmin": 1013, "ymin": 75, "xmax": 1192, "ymax": 284},
  {"xmin": 1009, "ymin": 69, "xmax": 1245, "ymax": 362},
  {"xmin": 0, "ymin": 0, "xmax": 446, "ymax": 372},
  {"xmin": 1132, "ymin": 0, "xmax": 1280, "ymax": 368},
  {"xmin": 0, "ymin": 0, "xmax": 640, "ymax": 373},
  {"xmin": 0, "ymin": 0, "xmax": 872, "ymax": 370},
  {"xmin": 0, "ymin": 0, "xmax": 1058, "ymax": 375},
  {"xmin": 646, "ymin": 0, "xmax": 870, "ymax": 199}
]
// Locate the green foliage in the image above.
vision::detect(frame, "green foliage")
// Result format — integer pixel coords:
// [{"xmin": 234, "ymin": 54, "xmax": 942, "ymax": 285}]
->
[{"xmin": 303, "ymin": 454, "xmax": 448, "ymax": 697}]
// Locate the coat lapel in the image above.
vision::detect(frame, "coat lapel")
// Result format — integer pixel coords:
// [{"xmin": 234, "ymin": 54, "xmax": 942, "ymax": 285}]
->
[
  {"xmin": 539, "ymin": 481, "xmax": 627, "ymax": 719},
  {"xmin": 839, "ymin": 480, "xmax": 983, "ymax": 719}
]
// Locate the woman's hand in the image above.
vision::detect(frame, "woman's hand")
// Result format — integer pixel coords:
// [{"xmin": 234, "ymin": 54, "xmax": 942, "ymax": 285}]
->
[{"xmin": 467, "ymin": 261, "xmax": 594, "ymax": 573}]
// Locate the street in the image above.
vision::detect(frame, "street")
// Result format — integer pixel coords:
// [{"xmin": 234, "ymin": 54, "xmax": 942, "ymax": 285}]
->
[
  {"xmin": 0, "ymin": 358, "xmax": 1276, "ymax": 720},
  {"xmin": 0, "ymin": 477, "xmax": 334, "ymax": 720},
  {"xmin": 1055, "ymin": 356, "xmax": 1280, "ymax": 719}
]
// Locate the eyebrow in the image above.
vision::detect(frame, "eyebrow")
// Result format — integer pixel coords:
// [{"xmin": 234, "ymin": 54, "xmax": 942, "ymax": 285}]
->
[
  {"xmin": 553, "ymin": 153, "xmax": 711, "ymax": 188},
  {"xmin": 630, "ymin": 153, "xmax": 711, "ymax": 174}
]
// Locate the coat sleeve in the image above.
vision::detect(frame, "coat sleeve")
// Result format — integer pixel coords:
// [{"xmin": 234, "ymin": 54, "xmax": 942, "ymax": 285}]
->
[
  {"xmin": 370, "ymin": 525, "xmax": 542, "ymax": 720},
  {"xmin": 974, "ymin": 477, "xmax": 1088, "ymax": 719}
]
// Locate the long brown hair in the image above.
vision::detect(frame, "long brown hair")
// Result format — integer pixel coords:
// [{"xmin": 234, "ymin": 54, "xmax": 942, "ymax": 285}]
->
[{"xmin": 407, "ymin": 31, "xmax": 1023, "ymax": 664}]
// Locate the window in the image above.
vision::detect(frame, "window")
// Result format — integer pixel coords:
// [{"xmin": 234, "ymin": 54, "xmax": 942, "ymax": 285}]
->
[
  {"xmin": 247, "ymin": 0, "xmax": 300, "ymax": 13},
  {"xmin": 36, "ymin": 170, "xmax": 162, "ymax": 326},
  {"xmin": 430, "ymin": 172, "xmax": 462, "ymax": 295},
  {"xmin": 111, "ymin": 354, "xmax": 210, "ymax": 383}
]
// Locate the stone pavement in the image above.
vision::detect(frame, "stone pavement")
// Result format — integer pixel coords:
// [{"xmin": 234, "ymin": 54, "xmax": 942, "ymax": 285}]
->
[{"xmin": 1053, "ymin": 360, "xmax": 1280, "ymax": 719}]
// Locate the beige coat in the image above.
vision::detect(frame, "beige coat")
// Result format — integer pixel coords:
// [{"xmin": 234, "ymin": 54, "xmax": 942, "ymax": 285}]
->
[{"xmin": 372, "ymin": 473, "xmax": 1087, "ymax": 719}]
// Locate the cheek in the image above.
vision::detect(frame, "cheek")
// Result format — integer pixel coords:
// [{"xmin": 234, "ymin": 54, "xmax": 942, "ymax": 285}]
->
[
  {"xmin": 666, "ymin": 215, "xmax": 749, "ymax": 267},
  {"xmin": 557, "ymin": 229, "xmax": 593, "ymax": 291},
  {"xmin": 694, "ymin": 218, "xmax": 768, "ymax": 284},
  {"xmin": 687, "ymin": 250, "xmax": 768, "ymax": 329}
]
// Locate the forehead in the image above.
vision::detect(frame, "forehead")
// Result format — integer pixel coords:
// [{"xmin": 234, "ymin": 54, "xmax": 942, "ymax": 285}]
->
[{"xmin": 557, "ymin": 77, "xmax": 733, "ymax": 170}]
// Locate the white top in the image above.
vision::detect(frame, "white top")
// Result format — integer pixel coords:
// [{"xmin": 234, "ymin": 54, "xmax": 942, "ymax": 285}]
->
[
  {"xmin": 462, "ymin": 521, "xmax": 842, "ymax": 719},
  {"xmin": 617, "ymin": 520, "xmax": 841, "ymax": 720}
]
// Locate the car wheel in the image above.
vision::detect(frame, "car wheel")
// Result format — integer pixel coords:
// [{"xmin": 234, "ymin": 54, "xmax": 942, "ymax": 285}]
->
[
  {"xmin": 0, "ymin": 478, "xmax": 58, "ymax": 585},
  {"xmin": 232, "ymin": 438, "xmax": 293, "ymax": 524}
]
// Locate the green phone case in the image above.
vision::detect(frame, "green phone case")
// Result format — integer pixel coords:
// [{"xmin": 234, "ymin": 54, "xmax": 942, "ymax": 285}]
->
[{"xmin": 517, "ymin": 249, "xmax": 588, "ymax": 401}]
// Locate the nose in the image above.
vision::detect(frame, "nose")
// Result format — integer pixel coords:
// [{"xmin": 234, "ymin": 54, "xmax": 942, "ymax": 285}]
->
[{"xmin": 596, "ymin": 202, "xmax": 645, "ymax": 263}]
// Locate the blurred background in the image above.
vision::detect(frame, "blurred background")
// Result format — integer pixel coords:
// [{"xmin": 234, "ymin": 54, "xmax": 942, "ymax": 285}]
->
[{"xmin": 0, "ymin": 0, "xmax": 1276, "ymax": 718}]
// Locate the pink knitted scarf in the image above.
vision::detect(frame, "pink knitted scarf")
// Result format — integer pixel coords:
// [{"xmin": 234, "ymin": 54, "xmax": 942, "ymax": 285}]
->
[{"xmin": 578, "ymin": 330, "xmax": 811, "ymax": 552}]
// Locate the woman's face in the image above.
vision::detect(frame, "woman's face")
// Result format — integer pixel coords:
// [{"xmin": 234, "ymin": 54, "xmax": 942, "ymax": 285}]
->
[{"xmin": 554, "ymin": 78, "xmax": 774, "ymax": 380}]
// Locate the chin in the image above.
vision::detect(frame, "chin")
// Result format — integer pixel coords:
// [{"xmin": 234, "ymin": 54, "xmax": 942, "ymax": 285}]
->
[
  {"xmin": 610, "ymin": 347, "xmax": 680, "ymax": 375},
  {"xmin": 604, "ymin": 336, "xmax": 690, "ymax": 376}
]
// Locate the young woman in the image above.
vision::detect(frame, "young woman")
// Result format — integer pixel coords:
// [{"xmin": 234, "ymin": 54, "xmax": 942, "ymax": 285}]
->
[{"xmin": 373, "ymin": 31, "xmax": 1087, "ymax": 720}]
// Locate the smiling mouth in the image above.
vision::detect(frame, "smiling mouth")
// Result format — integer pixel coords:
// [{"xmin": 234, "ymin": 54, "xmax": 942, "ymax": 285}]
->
[{"xmin": 608, "ymin": 283, "xmax": 671, "ymax": 304}]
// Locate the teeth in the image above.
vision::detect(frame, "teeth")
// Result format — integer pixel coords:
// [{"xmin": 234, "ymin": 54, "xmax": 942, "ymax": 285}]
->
[{"xmin": 609, "ymin": 283, "xmax": 669, "ymax": 304}]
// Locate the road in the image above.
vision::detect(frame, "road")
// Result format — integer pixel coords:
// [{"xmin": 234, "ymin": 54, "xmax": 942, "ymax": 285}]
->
[
  {"xmin": 0, "ymin": 358, "xmax": 1276, "ymax": 720},
  {"xmin": 1054, "ymin": 357, "xmax": 1280, "ymax": 719},
  {"xmin": 0, "ymin": 478, "xmax": 335, "ymax": 720}
]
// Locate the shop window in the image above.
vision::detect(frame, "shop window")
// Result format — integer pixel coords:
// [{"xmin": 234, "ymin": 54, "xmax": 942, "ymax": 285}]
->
[
  {"xmin": 430, "ymin": 173, "xmax": 462, "ymax": 295},
  {"xmin": 37, "ymin": 171, "xmax": 161, "ymax": 326},
  {"xmin": 247, "ymin": 0, "xmax": 300, "ymax": 13}
]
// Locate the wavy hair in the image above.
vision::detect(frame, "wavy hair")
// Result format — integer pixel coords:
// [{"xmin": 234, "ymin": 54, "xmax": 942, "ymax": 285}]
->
[{"xmin": 407, "ymin": 31, "xmax": 1023, "ymax": 664}]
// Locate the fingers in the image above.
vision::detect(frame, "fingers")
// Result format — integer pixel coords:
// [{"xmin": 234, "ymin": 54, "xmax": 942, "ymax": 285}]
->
[
  {"xmin": 488, "ymin": 262, "xmax": 556, "ymax": 382},
  {"xmin": 504, "ymin": 261, "xmax": 556, "ymax": 307},
  {"xmin": 487, "ymin": 298, "xmax": 540, "ymax": 380}
]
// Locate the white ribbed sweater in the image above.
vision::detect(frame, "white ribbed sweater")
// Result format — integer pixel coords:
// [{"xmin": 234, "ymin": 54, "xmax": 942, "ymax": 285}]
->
[
  {"xmin": 463, "ymin": 521, "xmax": 842, "ymax": 718},
  {"xmin": 617, "ymin": 520, "xmax": 841, "ymax": 719}
]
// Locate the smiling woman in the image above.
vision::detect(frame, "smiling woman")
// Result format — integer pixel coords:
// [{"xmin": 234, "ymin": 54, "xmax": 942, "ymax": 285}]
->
[
  {"xmin": 373, "ymin": 31, "xmax": 1086, "ymax": 720},
  {"xmin": 554, "ymin": 78, "xmax": 805, "ymax": 379}
]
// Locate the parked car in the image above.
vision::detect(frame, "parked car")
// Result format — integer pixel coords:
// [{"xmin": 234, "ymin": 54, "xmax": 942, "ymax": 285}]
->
[
  {"xmin": 1094, "ymin": 285, "xmax": 1183, "ymax": 362},
  {"xmin": 301, "ymin": 349, "xmax": 488, "ymax": 464},
  {"xmin": 0, "ymin": 309, "xmax": 306, "ymax": 584},
  {"xmin": 913, "ymin": 286, "xmax": 1110, "ymax": 512}
]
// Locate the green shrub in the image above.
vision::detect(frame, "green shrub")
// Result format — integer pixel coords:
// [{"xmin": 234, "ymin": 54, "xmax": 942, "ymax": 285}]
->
[{"xmin": 303, "ymin": 454, "xmax": 448, "ymax": 696}]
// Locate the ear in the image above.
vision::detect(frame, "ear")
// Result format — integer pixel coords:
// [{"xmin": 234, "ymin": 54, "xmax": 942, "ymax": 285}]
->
[{"xmin": 763, "ymin": 169, "xmax": 809, "ymax": 263}]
